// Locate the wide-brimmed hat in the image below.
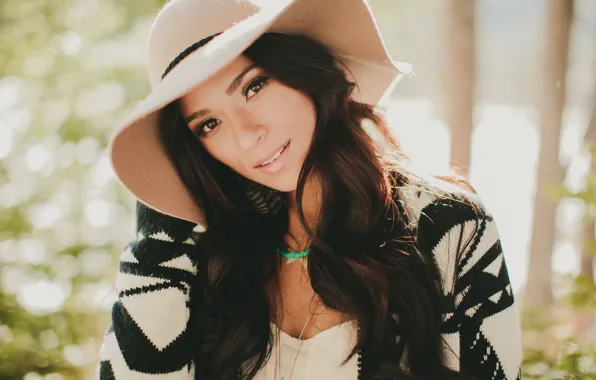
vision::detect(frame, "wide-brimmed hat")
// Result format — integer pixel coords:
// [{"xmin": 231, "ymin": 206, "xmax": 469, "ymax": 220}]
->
[{"xmin": 108, "ymin": 0, "xmax": 412, "ymax": 229}]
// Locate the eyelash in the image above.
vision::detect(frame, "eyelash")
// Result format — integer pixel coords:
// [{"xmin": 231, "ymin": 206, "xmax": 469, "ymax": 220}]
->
[{"xmin": 195, "ymin": 76, "xmax": 270, "ymax": 137}]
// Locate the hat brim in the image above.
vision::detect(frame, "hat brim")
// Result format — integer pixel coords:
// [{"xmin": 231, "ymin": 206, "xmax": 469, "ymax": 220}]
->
[{"xmin": 109, "ymin": 0, "xmax": 409, "ymax": 227}]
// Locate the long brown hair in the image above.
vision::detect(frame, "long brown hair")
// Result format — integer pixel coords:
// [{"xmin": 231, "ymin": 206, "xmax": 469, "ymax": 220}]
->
[{"xmin": 159, "ymin": 32, "xmax": 477, "ymax": 380}]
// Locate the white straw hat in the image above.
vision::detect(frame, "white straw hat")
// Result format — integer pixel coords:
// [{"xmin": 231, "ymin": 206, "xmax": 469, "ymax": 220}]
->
[{"xmin": 108, "ymin": 0, "xmax": 412, "ymax": 228}]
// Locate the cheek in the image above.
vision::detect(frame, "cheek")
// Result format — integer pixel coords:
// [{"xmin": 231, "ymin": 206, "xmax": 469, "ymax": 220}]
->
[
  {"xmin": 290, "ymin": 96, "xmax": 316, "ymax": 142},
  {"xmin": 268, "ymin": 88, "xmax": 316, "ymax": 138}
]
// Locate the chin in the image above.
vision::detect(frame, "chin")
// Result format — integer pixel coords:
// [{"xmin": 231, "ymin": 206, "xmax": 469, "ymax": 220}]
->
[
  {"xmin": 260, "ymin": 179, "xmax": 297, "ymax": 193},
  {"xmin": 250, "ymin": 166, "xmax": 301, "ymax": 193},
  {"xmin": 273, "ymin": 184, "xmax": 297, "ymax": 193},
  {"xmin": 254, "ymin": 174, "xmax": 299, "ymax": 193}
]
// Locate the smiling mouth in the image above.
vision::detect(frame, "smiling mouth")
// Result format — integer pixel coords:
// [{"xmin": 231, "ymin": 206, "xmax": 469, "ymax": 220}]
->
[{"xmin": 256, "ymin": 141, "xmax": 290, "ymax": 168}]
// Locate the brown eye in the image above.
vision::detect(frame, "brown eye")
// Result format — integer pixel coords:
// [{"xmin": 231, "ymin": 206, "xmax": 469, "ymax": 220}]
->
[
  {"xmin": 197, "ymin": 118, "xmax": 220, "ymax": 136},
  {"xmin": 244, "ymin": 77, "xmax": 269, "ymax": 99}
]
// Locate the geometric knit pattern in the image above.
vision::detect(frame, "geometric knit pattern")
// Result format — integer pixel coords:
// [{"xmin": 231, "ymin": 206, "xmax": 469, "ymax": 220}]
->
[
  {"xmin": 97, "ymin": 201, "xmax": 199, "ymax": 380},
  {"xmin": 399, "ymin": 176, "xmax": 523, "ymax": 380},
  {"xmin": 97, "ymin": 175, "xmax": 523, "ymax": 379}
]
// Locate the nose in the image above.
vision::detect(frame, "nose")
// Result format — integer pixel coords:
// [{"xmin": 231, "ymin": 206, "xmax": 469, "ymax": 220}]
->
[{"xmin": 229, "ymin": 107, "xmax": 266, "ymax": 150}]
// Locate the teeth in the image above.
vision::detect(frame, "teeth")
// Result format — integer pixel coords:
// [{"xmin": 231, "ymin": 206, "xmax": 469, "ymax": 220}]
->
[{"xmin": 260, "ymin": 143, "xmax": 287, "ymax": 167}]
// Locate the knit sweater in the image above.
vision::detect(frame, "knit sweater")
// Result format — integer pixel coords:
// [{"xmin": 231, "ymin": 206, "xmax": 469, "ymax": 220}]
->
[{"xmin": 97, "ymin": 176, "xmax": 523, "ymax": 379}]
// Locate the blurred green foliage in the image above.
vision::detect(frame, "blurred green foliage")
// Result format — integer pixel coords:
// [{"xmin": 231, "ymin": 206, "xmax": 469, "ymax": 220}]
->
[
  {"xmin": 0, "ymin": 0, "xmax": 166, "ymax": 378},
  {"xmin": 519, "ymin": 141, "xmax": 596, "ymax": 379},
  {"xmin": 523, "ymin": 340, "xmax": 596, "ymax": 379}
]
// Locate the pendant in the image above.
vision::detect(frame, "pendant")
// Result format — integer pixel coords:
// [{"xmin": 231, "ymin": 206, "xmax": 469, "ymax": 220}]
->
[{"xmin": 283, "ymin": 256, "xmax": 308, "ymax": 269}]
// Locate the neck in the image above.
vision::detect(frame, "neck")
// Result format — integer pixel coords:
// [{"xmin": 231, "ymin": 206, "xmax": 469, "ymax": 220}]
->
[{"xmin": 286, "ymin": 175, "xmax": 321, "ymax": 251}]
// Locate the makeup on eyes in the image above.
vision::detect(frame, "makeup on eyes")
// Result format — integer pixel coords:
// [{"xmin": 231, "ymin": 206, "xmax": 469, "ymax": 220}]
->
[{"xmin": 192, "ymin": 73, "xmax": 270, "ymax": 137}]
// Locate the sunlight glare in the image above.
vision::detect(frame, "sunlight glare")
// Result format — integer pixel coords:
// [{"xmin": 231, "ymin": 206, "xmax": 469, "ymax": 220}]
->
[
  {"xmin": 553, "ymin": 241, "xmax": 579, "ymax": 276},
  {"xmin": 18, "ymin": 280, "xmax": 71, "ymax": 315},
  {"xmin": 76, "ymin": 137, "xmax": 100, "ymax": 165},
  {"xmin": 84, "ymin": 199, "xmax": 111, "ymax": 227},
  {"xmin": 63, "ymin": 344, "xmax": 85, "ymax": 366},
  {"xmin": 0, "ymin": 76, "xmax": 21, "ymax": 111},
  {"xmin": 28, "ymin": 202, "xmax": 64, "ymax": 230},
  {"xmin": 92, "ymin": 152, "xmax": 115, "ymax": 187},
  {"xmin": 18, "ymin": 238, "xmax": 47, "ymax": 265},
  {"xmin": 0, "ymin": 124, "xmax": 12, "ymax": 159},
  {"xmin": 60, "ymin": 31, "xmax": 82, "ymax": 56},
  {"xmin": 39, "ymin": 329, "xmax": 59, "ymax": 350},
  {"xmin": 25, "ymin": 145, "xmax": 51, "ymax": 172},
  {"xmin": 57, "ymin": 141, "xmax": 77, "ymax": 169}
]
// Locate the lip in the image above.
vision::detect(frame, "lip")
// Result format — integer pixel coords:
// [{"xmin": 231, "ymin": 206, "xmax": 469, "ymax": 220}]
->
[{"xmin": 254, "ymin": 140, "xmax": 291, "ymax": 168}]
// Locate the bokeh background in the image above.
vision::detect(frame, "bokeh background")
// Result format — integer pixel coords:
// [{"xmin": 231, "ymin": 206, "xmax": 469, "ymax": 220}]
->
[{"xmin": 1, "ymin": 0, "xmax": 595, "ymax": 378}]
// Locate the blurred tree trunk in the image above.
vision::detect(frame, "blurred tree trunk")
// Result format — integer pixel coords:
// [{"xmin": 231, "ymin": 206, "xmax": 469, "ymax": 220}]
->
[
  {"xmin": 581, "ymin": 104, "xmax": 596, "ymax": 280},
  {"xmin": 575, "ymin": 223, "xmax": 595, "ymax": 341},
  {"xmin": 525, "ymin": 0, "xmax": 574, "ymax": 311},
  {"xmin": 445, "ymin": 0, "xmax": 475, "ymax": 175},
  {"xmin": 574, "ymin": 99, "xmax": 596, "ymax": 340}
]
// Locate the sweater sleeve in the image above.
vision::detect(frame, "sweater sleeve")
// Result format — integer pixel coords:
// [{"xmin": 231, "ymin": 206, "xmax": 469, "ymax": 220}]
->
[
  {"xmin": 97, "ymin": 201, "xmax": 201, "ymax": 380},
  {"xmin": 416, "ymin": 191, "xmax": 523, "ymax": 380}
]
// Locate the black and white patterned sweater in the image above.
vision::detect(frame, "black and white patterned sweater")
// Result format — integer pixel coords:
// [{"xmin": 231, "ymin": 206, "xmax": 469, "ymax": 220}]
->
[{"xmin": 97, "ymin": 176, "xmax": 523, "ymax": 379}]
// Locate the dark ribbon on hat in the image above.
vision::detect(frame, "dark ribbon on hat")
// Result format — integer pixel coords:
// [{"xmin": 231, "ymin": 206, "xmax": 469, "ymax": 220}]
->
[{"xmin": 161, "ymin": 31, "xmax": 223, "ymax": 80}]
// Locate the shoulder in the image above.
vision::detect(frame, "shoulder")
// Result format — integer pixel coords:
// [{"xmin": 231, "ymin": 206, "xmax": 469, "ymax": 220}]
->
[
  {"xmin": 396, "ymin": 172, "xmax": 503, "ymax": 289},
  {"xmin": 397, "ymin": 172, "xmax": 492, "ymax": 231}
]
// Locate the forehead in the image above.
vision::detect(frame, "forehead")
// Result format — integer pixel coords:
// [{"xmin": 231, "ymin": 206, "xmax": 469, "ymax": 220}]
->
[{"xmin": 178, "ymin": 55, "xmax": 254, "ymax": 112}]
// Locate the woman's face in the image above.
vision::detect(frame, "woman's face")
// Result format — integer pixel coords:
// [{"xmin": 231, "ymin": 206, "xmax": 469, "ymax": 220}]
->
[{"xmin": 178, "ymin": 55, "xmax": 317, "ymax": 192}]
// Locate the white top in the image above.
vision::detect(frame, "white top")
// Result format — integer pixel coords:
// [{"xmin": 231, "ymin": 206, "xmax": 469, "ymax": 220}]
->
[{"xmin": 253, "ymin": 320, "xmax": 360, "ymax": 380}]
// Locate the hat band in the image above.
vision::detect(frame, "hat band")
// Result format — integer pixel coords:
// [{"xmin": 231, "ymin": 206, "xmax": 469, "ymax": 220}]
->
[{"xmin": 161, "ymin": 31, "xmax": 223, "ymax": 80}]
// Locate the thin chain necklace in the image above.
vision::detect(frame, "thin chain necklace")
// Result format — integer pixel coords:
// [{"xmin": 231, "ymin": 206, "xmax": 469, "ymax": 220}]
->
[
  {"xmin": 273, "ymin": 261, "xmax": 316, "ymax": 380},
  {"xmin": 274, "ymin": 312, "xmax": 313, "ymax": 380}
]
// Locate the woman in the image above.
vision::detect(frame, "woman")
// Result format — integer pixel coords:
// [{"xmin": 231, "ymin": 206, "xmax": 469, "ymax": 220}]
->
[{"xmin": 98, "ymin": 0, "xmax": 523, "ymax": 379}]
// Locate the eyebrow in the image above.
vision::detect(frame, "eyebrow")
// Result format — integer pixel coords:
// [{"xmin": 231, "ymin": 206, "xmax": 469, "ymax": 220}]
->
[
  {"xmin": 184, "ymin": 63, "xmax": 258, "ymax": 125},
  {"xmin": 226, "ymin": 63, "xmax": 258, "ymax": 95}
]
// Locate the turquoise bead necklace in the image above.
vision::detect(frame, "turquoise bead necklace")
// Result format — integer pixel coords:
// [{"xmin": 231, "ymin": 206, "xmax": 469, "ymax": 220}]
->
[{"xmin": 277, "ymin": 248, "xmax": 310, "ymax": 259}]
